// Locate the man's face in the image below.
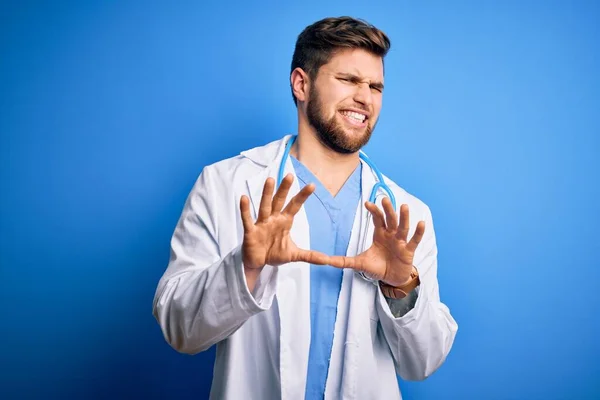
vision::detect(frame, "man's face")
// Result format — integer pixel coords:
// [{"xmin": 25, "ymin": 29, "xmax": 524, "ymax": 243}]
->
[{"xmin": 305, "ymin": 48, "xmax": 384, "ymax": 154}]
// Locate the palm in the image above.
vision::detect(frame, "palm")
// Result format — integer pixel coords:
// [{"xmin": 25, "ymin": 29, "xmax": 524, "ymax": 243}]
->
[
  {"xmin": 240, "ymin": 174, "xmax": 332, "ymax": 270},
  {"xmin": 242, "ymin": 213, "xmax": 300, "ymax": 269}
]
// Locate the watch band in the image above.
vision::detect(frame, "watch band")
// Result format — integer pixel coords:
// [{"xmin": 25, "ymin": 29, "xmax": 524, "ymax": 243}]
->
[{"xmin": 379, "ymin": 268, "xmax": 420, "ymax": 299}]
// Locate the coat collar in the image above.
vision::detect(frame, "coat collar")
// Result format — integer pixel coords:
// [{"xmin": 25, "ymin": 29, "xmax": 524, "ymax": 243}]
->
[{"xmin": 240, "ymin": 134, "xmax": 294, "ymax": 167}]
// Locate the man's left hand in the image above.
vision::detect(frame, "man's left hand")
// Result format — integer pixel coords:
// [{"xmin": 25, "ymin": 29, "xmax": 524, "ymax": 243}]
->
[{"xmin": 328, "ymin": 197, "xmax": 425, "ymax": 287}]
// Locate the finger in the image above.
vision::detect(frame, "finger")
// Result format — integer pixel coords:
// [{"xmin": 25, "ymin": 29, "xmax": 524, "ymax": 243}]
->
[
  {"xmin": 407, "ymin": 220, "xmax": 426, "ymax": 252},
  {"xmin": 381, "ymin": 197, "xmax": 398, "ymax": 231},
  {"xmin": 257, "ymin": 177, "xmax": 275, "ymax": 222},
  {"xmin": 282, "ymin": 183, "xmax": 316, "ymax": 216},
  {"xmin": 240, "ymin": 195, "xmax": 254, "ymax": 233},
  {"xmin": 365, "ymin": 201, "xmax": 386, "ymax": 229},
  {"xmin": 271, "ymin": 173, "xmax": 293, "ymax": 213},
  {"xmin": 395, "ymin": 204, "xmax": 410, "ymax": 241}
]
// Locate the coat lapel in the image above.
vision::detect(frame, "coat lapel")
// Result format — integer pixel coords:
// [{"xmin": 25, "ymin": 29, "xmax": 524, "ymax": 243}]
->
[
  {"xmin": 244, "ymin": 135, "xmax": 312, "ymax": 400},
  {"xmin": 334, "ymin": 157, "xmax": 381, "ymax": 399}
]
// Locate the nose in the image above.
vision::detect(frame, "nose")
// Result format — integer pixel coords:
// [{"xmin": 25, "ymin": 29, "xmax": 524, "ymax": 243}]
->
[{"xmin": 353, "ymin": 82, "xmax": 373, "ymax": 108}]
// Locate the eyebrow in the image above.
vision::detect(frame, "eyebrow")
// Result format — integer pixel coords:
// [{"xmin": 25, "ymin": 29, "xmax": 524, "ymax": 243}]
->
[{"xmin": 337, "ymin": 73, "xmax": 384, "ymax": 91}]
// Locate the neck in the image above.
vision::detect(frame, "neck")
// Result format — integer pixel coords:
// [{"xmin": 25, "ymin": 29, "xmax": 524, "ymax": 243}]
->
[{"xmin": 290, "ymin": 130, "xmax": 360, "ymax": 197}]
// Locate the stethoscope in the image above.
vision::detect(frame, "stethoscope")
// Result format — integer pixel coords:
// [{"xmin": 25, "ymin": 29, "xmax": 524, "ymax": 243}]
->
[{"xmin": 277, "ymin": 135, "xmax": 396, "ymax": 283}]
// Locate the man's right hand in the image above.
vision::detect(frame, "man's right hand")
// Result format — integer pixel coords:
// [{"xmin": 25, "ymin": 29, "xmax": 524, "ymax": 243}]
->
[{"xmin": 239, "ymin": 173, "xmax": 331, "ymax": 292}]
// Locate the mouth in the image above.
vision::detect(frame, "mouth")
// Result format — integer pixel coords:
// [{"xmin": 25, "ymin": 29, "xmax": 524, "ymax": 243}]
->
[{"xmin": 339, "ymin": 110, "xmax": 368, "ymax": 127}]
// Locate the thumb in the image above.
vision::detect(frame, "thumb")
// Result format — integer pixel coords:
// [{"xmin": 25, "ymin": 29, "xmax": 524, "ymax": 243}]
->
[
  {"xmin": 294, "ymin": 249, "xmax": 333, "ymax": 266},
  {"xmin": 328, "ymin": 255, "xmax": 358, "ymax": 270}
]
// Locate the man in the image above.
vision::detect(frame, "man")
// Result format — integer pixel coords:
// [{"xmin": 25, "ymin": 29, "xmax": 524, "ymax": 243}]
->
[{"xmin": 153, "ymin": 16, "xmax": 458, "ymax": 400}]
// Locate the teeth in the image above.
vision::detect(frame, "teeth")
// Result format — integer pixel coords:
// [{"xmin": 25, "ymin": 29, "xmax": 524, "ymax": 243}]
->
[{"xmin": 341, "ymin": 111, "xmax": 366, "ymax": 122}]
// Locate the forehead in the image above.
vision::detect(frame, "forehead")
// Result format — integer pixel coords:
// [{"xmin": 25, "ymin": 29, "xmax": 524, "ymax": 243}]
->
[{"xmin": 319, "ymin": 48, "xmax": 384, "ymax": 81}]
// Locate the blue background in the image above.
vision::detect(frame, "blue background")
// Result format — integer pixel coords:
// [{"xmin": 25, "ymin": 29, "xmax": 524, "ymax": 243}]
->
[{"xmin": 1, "ymin": 1, "xmax": 599, "ymax": 399}]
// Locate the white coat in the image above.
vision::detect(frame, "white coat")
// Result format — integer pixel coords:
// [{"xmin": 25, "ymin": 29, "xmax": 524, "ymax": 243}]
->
[{"xmin": 153, "ymin": 135, "xmax": 458, "ymax": 399}]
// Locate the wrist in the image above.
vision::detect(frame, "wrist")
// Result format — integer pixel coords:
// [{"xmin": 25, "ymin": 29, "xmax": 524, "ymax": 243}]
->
[
  {"xmin": 382, "ymin": 274, "xmax": 411, "ymax": 288},
  {"xmin": 243, "ymin": 266, "xmax": 263, "ymax": 293},
  {"xmin": 241, "ymin": 250, "xmax": 264, "ymax": 292},
  {"xmin": 241, "ymin": 247, "xmax": 265, "ymax": 271},
  {"xmin": 380, "ymin": 267, "xmax": 420, "ymax": 299},
  {"xmin": 382, "ymin": 265, "xmax": 417, "ymax": 287}
]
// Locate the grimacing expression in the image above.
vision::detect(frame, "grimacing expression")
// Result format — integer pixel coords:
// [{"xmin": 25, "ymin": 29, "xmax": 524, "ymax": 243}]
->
[{"xmin": 305, "ymin": 49, "xmax": 384, "ymax": 154}]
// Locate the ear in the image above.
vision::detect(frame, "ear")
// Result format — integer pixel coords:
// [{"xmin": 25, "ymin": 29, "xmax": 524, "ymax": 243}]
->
[{"xmin": 290, "ymin": 68, "xmax": 309, "ymax": 103}]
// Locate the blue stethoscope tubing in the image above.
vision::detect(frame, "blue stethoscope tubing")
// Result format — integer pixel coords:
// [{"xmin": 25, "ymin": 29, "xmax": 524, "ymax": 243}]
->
[{"xmin": 277, "ymin": 135, "xmax": 397, "ymax": 209}]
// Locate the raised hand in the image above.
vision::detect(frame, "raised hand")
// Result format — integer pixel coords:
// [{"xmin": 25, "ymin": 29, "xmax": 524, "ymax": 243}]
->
[
  {"xmin": 329, "ymin": 197, "xmax": 425, "ymax": 288},
  {"xmin": 239, "ymin": 173, "xmax": 332, "ymax": 290}
]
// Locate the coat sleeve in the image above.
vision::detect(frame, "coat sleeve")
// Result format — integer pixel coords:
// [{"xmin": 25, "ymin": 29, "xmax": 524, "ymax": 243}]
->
[
  {"xmin": 375, "ymin": 204, "xmax": 458, "ymax": 380},
  {"xmin": 152, "ymin": 166, "xmax": 278, "ymax": 354}
]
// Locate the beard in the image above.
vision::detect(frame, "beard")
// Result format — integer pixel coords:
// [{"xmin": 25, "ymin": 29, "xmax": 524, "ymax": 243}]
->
[{"xmin": 306, "ymin": 86, "xmax": 374, "ymax": 154}]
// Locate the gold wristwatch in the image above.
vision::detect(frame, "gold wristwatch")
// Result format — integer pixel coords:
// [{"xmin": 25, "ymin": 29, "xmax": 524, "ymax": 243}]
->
[{"xmin": 379, "ymin": 267, "xmax": 420, "ymax": 299}]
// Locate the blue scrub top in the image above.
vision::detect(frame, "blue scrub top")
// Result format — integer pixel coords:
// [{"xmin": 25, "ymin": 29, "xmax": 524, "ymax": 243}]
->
[{"xmin": 290, "ymin": 156, "xmax": 362, "ymax": 400}]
